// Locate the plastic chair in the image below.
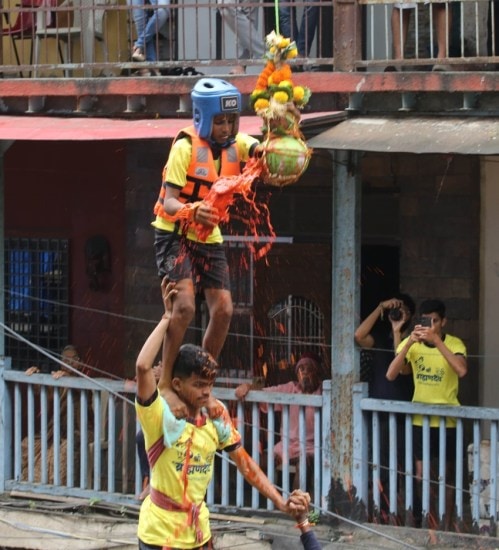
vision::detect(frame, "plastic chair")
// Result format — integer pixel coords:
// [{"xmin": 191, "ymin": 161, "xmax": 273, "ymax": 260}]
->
[
  {"xmin": 2, "ymin": 0, "xmax": 38, "ymax": 77},
  {"xmin": 33, "ymin": 0, "xmax": 109, "ymax": 77}
]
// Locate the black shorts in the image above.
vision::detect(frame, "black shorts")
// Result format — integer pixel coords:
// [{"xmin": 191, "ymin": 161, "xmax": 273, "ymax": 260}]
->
[
  {"xmin": 138, "ymin": 539, "xmax": 212, "ymax": 550},
  {"xmin": 154, "ymin": 229, "xmax": 230, "ymax": 291},
  {"xmin": 412, "ymin": 425, "xmax": 456, "ymax": 463}
]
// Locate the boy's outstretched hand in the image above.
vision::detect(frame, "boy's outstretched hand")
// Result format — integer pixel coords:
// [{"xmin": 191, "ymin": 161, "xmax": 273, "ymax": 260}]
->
[
  {"xmin": 163, "ymin": 387, "xmax": 190, "ymax": 419},
  {"xmin": 161, "ymin": 278, "xmax": 177, "ymax": 319},
  {"xmin": 204, "ymin": 395, "xmax": 224, "ymax": 419},
  {"xmin": 286, "ymin": 489, "xmax": 311, "ymax": 519}
]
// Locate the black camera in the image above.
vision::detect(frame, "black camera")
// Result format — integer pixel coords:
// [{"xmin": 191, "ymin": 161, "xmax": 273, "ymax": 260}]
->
[{"xmin": 388, "ymin": 308, "xmax": 403, "ymax": 321}]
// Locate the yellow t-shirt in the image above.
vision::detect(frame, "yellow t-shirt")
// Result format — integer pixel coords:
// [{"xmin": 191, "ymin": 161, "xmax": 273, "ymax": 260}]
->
[
  {"xmin": 397, "ymin": 333, "xmax": 467, "ymax": 427},
  {"xmin": 136, "ymin": 391, "xmax": 241, "ymax": 548},
  {"xmin": 152, "ymin": 132, "xmax": 258, "ymax": 244}
]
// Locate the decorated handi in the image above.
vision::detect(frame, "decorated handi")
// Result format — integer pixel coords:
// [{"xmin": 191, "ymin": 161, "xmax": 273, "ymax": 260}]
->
[{"xmin": 250, "ymin": 31, "xmax": 312, "ymax": 187}]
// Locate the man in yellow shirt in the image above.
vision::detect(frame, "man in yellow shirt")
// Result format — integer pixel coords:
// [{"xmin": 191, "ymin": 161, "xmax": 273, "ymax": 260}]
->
[{"xmin": 386, "ymin": 299, "xmax": 467, "ymax": 529}]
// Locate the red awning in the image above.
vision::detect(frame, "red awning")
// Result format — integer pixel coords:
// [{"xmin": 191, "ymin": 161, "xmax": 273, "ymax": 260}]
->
[{"xmin": 0, "ymin": 112, "xmax": 342, "ymax": 141}]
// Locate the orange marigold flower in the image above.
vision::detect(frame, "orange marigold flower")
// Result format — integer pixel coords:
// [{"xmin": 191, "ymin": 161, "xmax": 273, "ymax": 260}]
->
[
  {"xmin": 271, "ymin": 64, "xmax": 292, "ymax": 84},
  {"xmin": 256, "ymin": 61, "xmax": 275, "ymax": 90}
]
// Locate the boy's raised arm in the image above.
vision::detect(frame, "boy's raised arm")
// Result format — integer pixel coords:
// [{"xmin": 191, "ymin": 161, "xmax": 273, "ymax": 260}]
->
[
  {"xmin": 136, "ymin": 279, "xmax": 177, "ymax": 402},
  {"xmin": 155, "ymin": 279, "xmax": 190, "ymax": 418}
]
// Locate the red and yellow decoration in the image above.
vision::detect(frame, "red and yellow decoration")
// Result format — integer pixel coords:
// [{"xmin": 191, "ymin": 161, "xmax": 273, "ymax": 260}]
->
[
  {"xmin": 250, "ymin": 31, "xmax": 312, "ymax": 187},
  {"xmin": 250, "ymin": 31, "xmax": 311, "ymax": 125}
]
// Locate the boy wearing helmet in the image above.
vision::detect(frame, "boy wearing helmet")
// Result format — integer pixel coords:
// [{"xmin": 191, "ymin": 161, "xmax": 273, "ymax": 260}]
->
[{"xmin": 152, "ymin": 78, "xmax": 259, "ymax": 413}]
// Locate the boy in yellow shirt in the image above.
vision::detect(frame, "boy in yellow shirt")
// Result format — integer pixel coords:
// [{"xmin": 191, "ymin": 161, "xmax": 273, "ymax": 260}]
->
[
  {"xmin": 386, "ymin": 299, "xmax": 467, "ymax": 529},
  {"xmin": 135, "ymin": 279, "xmax": 304, "ymax": 549}
]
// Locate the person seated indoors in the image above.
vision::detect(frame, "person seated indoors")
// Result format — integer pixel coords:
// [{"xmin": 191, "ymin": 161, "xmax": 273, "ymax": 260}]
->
[
  {"xmin": 235, "ymin": 353, "xmax": 325, "ymax": 491},
  {"xmin": 25, "ymin": 344, "xmax": 82, "ymax": 379},
  {"xmin": 22, "ymin": 344, "xmax": 87, "ymax": 484}
]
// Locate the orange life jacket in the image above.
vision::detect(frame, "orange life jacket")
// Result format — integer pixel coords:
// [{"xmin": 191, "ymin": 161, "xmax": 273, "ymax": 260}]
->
[{"xmin": 153, "ymin": 126, "xmax": 241, "ymax": 222}]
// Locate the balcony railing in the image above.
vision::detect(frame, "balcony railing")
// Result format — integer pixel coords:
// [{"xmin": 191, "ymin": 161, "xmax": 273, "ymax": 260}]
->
[
  {"xmin": 360, "ymin": 0, "xmax": 499, "ymax": 71},
  {"xmin": 1, "ymin": 0, "xmax": 498, "ymax": 79},
  {"xmin": 353, "ymin": 383, "xmax": 499, "ymax": 535},
  {"xmin": 2, "ymin": 359, "xmax": 499, "ymax": 535},
  {"xmin": 0, "ymin": 357, "xmax": 332, "ymax": 514}
]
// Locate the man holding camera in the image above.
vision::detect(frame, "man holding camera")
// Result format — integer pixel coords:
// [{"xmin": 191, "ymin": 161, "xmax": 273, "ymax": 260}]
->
[
  {"xmin": 354, "ymin": 294, "xmax": 416, "ymax": 522},
  {"xmin": 355, "ymin": 295, "xmax": 416, "ymax": 401},
  {"xmin": 386, "ymin": 299, "xmax": 468, "ymax": 530}
]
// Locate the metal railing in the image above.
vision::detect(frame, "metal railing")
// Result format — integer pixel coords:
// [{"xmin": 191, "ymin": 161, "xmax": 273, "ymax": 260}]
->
[
  {"xmin": 0, "ymin": 0, "xmax": 333, "ymax": 77},
  {"xmin": 0, "ymin": 357, "xmax": 332, "ymax": 514},
  {"xmin": 353, "ymin": 382, "xmax": 499, "ymax": 536},
  {"xmin": 3, "ymin": 354, "xmax": 499, "ymax": 535},
  {"xmin": 1, "ymin": 0, "xmax": 498, "ymax": 78},
  {"xmin": 361, "ymin": 0, "xmax": 499, "ymax": 70}
]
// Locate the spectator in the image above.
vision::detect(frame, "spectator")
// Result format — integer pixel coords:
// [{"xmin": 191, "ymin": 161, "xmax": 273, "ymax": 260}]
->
[
  {"xmin": 235, "ymin": 353, "xmax": 325, "ymax": 492},
  {"xmin": 279, "ymin": 0, "xmax": 319, "ymax": 60},
  {"xmin": 130, "ymin": 0, "xmax": 171, "ymax": 75},
  {"xmin": 387, "ymin": 1, "xmax": 452, "ymax": 72},
  {"xmin": 23, "ymin": 344, "xmax": 88, "ymax": 484},
  {"xmin": 427, "ymin": 1, "xmax": 453, "ymax": 71},
  {"xmin": 386, "ymin": 299, "xmax": 467, "ymax": 529},
  {"xmin": 26, "ymin": 344, "xmax": 82, "ymax": 379},
  {"xmin": 135, "ymin": 279, "xmax": 306, "ymax": 548},
  {"xmin": 386, "ymin": 3, "xmax": 416, "ymax": 71},
  {"xmin": 354, "ymin": 294, "xmax": 415, "ymax": 522},
  {"xmin": 217, "ymin": 0, "xmax": 265, "ymax": 74}
]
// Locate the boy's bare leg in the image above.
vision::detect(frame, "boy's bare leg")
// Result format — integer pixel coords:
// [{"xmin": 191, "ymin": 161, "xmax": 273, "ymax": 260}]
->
[
  {"xmin": 433, "ymin": 3, "xmax": 451, "ymax": 58},
  {"xmin": 390, "ymin": 6, "xmax": 413, "ymax": 69},
  {"xmin": 203, "ymin": 288, "xmax": 233, "ymax": 360}
]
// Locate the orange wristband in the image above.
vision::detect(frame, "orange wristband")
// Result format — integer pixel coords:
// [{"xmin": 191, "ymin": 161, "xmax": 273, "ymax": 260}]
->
[{"xmin": 295, "ymin": 519, "xmax": 310, "ymax": 529}]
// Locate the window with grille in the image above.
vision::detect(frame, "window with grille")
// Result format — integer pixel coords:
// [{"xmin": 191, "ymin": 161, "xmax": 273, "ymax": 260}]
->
[
  {"xmin": 266, "ymin": 295, "xmax": 325, "ymax": 376},
  {"xmin": 4, "ymin": 238, "xmax": 69, "ymax": 371}
]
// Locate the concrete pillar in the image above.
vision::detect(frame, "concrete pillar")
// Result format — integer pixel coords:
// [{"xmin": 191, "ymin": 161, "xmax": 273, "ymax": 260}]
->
[{"xmin": 329, "ymin": 149, "xmax": 365, "ymax": 518}]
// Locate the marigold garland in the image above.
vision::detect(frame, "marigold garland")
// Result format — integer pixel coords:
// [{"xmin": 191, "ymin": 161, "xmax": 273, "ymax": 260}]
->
[
  {"xmin": 249, "ymin": 30, "xmax": 313, "ymax": 188},
  {"xmin": 250, "ymin": 31, "xmax": 312, "ymax": 123}
]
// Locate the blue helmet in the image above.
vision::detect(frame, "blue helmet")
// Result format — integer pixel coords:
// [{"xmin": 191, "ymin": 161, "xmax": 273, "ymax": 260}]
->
[{"xmin": 191, "ymin": 78, "xmax": 241, "ymax": 143}]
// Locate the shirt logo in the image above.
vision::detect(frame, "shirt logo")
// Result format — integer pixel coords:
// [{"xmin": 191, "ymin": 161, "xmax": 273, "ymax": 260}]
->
[{"xmin": 195, "ymin": 167, "xmax": 209, "ymax": 177}]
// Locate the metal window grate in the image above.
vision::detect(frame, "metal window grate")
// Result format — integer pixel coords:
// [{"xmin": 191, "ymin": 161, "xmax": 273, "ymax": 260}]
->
[
  {"xmin": 267, "ymin": 295, "xmax": 325, "ymax": 367},
  {"xmin": 4, "ymin": 238, "xmax": 69, "ymax": 371}
]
